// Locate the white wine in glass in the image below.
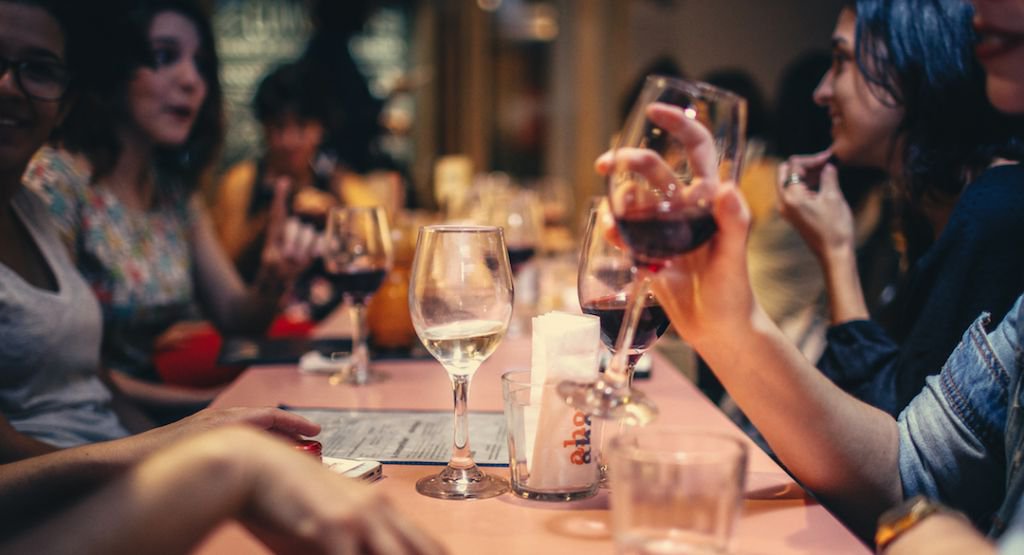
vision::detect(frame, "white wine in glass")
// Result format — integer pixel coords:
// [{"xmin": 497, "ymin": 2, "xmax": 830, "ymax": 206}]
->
[{"xmin": 409, "ymin": 225, "xmax": 513, "ymax": 499}]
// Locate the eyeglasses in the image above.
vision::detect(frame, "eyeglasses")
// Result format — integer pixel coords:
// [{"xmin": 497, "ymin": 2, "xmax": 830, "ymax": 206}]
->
[{"xmin": 0, "ymin": 57, "xmax": 70, "ymax": 101}]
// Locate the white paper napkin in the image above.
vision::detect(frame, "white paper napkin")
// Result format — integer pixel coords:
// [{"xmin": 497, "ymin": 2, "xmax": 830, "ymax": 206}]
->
[
  {"xmin": 298, "ymin": 351, "xmax": 352, "ymax": 375},
  {"xmin": 526, "ymin": 312, "xmax": 601, "ymax": 488}
]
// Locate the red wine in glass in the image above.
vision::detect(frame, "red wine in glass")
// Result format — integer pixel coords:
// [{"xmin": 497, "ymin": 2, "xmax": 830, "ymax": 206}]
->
[
  {"xmin": 327, "ymin": 268, "xmax": 387, "ymax": 305},
  {"xmin": 616, "ymin": 207, "xmax": 717, "ymax": 266},
  {"xmin": 582, "ymin": 294, "xmax": 670, "ymax": 353},
  {"xmin": 506, "ymin": 245, "xmax": 536, "ymax": 274}
]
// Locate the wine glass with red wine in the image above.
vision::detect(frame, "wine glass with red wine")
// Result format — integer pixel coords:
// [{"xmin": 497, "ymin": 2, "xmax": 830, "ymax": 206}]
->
[
  {"xmin": 322, "ymin": 206, "xmax": 393, "ymax": 384},
  {"xmin": 578, "ymin": 200, "xmax": 670, "ymax": 380},
  {"xmin": 559, "ymin": 76, "xmax": 746, "ymax": 425}
]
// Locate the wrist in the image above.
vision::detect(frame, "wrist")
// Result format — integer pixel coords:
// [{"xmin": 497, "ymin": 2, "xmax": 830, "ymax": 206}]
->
[
  {"xmin": 820, "ymin": 242, "xmax": 857, "ymax": 270},
  {"xmin": 875, "ymin": 496, "xmax": 969, "ymax": 553}
]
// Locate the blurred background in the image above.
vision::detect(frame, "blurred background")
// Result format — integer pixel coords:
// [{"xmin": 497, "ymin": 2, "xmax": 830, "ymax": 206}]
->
[{"xmin": 208, "ymin": 0, "xmax": 844, "ymax": 229}]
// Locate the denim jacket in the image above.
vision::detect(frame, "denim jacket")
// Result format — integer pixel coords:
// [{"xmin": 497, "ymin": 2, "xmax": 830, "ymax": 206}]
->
[{"xmin": 897, "ymin": 294, "xmax": 1024, "ymax": 538}]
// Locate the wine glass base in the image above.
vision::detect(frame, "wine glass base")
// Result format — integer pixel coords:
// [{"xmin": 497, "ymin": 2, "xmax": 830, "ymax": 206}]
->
[
  {"xmin": 556, "ymin": 379, "xmax": 658, "ymax": 426},
  {"xmin": 415, "ymin": 466, "xmax": 510, "ymax": 500}
]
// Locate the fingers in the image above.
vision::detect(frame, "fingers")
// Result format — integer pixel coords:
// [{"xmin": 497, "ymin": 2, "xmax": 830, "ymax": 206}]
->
[
  {"xmin": 778, "ymin": 149, "xmax": 833, "ymax": 191},
  {"xmin": 596, "ymin": 102, "xmax": 718, "ymax": 183},
  {"xmin": 200, "ymin": 407, "xmax": 321, "ymax": 438},
  {"xmin": 266, "ymin": 177, "xmax": 292, "ymax": 244},
  {"xmin": 264, "ymin": 217, "xmax": 319, "ymax": 286},
  {"xmin": 605, "ymin": 147, "xmax": 679, "ymax": 190},
  {"xmin": 712, "ymin": 186, "xmax": 751, "ymax": 261},
  {"xmin": 646, "ymin": 102, "xmax": 718, "ymax": 181},
  {"xmin": 817, "ymin": 163, "xmax": 840, "ymax": 196}
]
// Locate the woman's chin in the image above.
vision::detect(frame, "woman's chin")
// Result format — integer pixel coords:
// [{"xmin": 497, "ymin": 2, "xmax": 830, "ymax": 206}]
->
[{"xmin": 986, "ymin": 75, "xmax": 1024, "ymax": 115}]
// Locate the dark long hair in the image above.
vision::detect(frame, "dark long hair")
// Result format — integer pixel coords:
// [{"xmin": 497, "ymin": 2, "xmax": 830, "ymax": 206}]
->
[
  {"xmin": 57, "ymin": 0, "xmax": 224, "ymax": 191},
  {"xmin": 850, "ymin": 0, "xmax": 1024, "ymax": 255}
]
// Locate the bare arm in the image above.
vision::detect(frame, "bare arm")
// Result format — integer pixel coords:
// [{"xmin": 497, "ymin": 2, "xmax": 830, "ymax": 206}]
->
[
  {"xmin": 0, "ymin": 407, "xmax": 320, "ymax": 534},
  {"xmin": 107, "ymin": 369, "xmax": 221, "ymax": 413},
  {"xmin": 0, "ymin": 416, "xmax": 58, "ymax": 463},
  {"xmin": 605, "ymin": 106, "xmax": 902, "ymax": 537},
  {"xmin": 2, "ymin": 427, "xmax": 443, "ymax": 555}
]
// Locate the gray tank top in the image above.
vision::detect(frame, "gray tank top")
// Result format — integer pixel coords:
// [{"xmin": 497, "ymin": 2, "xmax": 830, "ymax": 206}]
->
[{"xmin": 0, "ymin": 188, "xmax": 129, "ymax": 447}]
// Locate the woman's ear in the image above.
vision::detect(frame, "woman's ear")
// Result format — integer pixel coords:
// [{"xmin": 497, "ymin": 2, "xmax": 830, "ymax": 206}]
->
[{"xmin": 56, "ymin": 91, "xmax": 76, "ymax": 128}]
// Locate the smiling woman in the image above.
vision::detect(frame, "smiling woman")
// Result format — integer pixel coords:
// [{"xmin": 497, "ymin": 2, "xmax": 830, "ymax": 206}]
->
[
  {"xmin": 773, "ymin": 0, "xmax": 1024, "ymax": 418},
  {"xmin": 0, "ymin": 0, "xmax": 137, "ymax": 459},
  {"xmin": 23, "ymin": 0, "xmax": 321, "ymax": 425},
  {"xmin": 0, "ymin": 1, "xmax": 69, "ymax": 182}
]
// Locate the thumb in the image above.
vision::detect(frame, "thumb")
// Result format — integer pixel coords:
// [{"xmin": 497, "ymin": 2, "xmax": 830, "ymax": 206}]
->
[
  {"xmin": 817, "ymin": 163, "xmax": 841, "ymax": 196},
  {"xmin": 267, "ymin": 177, "xmax": 291, "ymax": 241},
  {"xmin": 713, "ymin": 186, "xmax": 750, "ymax": 258}
]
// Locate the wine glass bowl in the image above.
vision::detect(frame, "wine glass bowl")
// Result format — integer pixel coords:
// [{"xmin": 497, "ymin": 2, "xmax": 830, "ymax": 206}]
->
[
  {"xmin": 322, "ymin": 206, "xmax": 393, "ymax": 385},
  {"xmin": 608, "ymin": 76, "xmax": 747, "ymax": 266},
  {"xmin": 409, "ymin": 225, "xmax": 513, "ymax": 500}
]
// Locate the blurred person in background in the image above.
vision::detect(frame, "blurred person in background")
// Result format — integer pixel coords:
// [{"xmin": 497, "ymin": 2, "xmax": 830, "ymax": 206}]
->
[
  {"xmin": 25, "ymin": 0, "xmax": 319, "ymax": 425},
  {"xmin": 211, "ymin": 61, "xmax": 382, "ymax": 323}
]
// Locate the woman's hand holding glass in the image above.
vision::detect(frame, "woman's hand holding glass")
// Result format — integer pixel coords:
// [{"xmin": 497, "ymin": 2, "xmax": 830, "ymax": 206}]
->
[
  {"xmin": 560, "ymin": 76, "xmax": 747, "ymax": 426},
  {"xmin": 591, "ymin": 100, "xmax": 755, "ymax": 348}
]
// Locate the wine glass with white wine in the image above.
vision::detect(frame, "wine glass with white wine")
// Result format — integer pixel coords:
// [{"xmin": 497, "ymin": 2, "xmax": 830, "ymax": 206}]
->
[{"xmin": 408, "ymin": 225, "xmax": 513, "ymax": 499}]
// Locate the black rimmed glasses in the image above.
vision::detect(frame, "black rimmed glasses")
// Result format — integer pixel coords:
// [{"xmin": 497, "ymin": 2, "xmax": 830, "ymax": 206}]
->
[{"xmin": 0, "ymin": 57, "xmax": 70, "ymax": 101}]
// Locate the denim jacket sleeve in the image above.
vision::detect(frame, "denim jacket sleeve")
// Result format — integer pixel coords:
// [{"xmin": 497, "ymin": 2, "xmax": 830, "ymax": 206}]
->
[
  {"xmin": 818, "ymin": 320, "xmax": 901, "ymax": 412},
  {"xmin": 897, "ymin": 296, "xmax": 1023, "ymax": 528}
]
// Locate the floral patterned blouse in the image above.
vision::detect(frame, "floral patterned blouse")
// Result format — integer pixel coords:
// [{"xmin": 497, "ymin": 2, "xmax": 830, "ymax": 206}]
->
[{"xmin": 25, "ymin": 146, "xmax": 201, "ymax": 382}]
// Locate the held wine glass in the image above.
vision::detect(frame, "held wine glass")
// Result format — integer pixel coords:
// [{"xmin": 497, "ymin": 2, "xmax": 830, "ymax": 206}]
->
[
  {"xmin": 559, "ymin": 75, "xmax": 747, "ymax": 425},
  {"xmin": 409, "ymin": 225, "xmax": 514, "ymax": 499},
  {"xmin": 322, "ymin": 206, "xmax": 393, "ymax": 385}
]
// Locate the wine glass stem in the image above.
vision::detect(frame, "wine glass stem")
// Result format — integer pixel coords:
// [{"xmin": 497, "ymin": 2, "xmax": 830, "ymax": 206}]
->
[
  {"xmin": 449, "ymin": 373, "xmax": 474, "ymax": 469},
  {"xmin": 349, "ymin": 299, "xmax": 369, "ymax": 382},
  {"xmin": 606, "ymin": 272, "xmax": 653, "ymax": 388},
  {"xmin": 625, "ymin": 355, "xmax": 641, "ymax": 387}
]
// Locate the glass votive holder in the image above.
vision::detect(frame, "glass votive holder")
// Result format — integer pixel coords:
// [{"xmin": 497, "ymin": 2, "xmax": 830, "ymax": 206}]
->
[
  {"xmin": 501, "ymin": 370, "xmax": 600, "ymax": 501},
  {"xmin": 607, "ymin": 428, "xmax": 748, "ymax": 554}
]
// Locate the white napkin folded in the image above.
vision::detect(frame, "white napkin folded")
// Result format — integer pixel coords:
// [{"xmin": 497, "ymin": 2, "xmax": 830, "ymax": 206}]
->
[
  {"xmin": 298, "ymin": 351, "xmax": 352, "ymax": 375},
  {"xmin": 526, "ymin": 312, "xmax": 601, "ymax": 489}
]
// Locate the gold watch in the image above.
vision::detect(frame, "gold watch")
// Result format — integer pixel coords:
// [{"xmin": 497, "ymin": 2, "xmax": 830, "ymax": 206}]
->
[{"xmin": 874, "ymin": 496, "xmax": 947, "ymax": 553}]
